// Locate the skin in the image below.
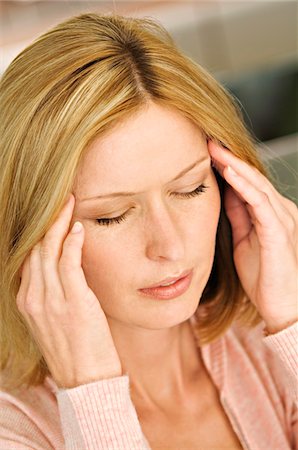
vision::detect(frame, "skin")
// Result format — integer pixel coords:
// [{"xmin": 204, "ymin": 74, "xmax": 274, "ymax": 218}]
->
[{"xmin": 72, "ymin": 101, "xmax": 221, "ymax": 408}]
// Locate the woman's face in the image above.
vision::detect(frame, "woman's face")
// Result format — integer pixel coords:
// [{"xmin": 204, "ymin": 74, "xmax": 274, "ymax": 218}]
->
[{"xmin": 73, "ymin": 102, "xmax": 221, "ymax": 329}]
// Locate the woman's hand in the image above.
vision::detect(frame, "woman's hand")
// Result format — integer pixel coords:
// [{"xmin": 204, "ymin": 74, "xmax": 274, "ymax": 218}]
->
[
  {"xmin": 208, "ymin": 140, "xmax": 298, "ymax": 334},
  {"xmin": 17, "ymin": 194, "xmax": 122, "ymax": 389}
]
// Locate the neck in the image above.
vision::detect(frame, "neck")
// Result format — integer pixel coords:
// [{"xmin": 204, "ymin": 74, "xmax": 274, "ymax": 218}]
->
[{"xmin": 107, "ymin": 316, "xmax": 203, "ymax": 410}]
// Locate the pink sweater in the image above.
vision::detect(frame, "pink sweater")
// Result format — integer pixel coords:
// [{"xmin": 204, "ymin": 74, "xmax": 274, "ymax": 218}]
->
[{"xmin": 0, "ymin": 316, "xmax": 297, "ymax": 450}]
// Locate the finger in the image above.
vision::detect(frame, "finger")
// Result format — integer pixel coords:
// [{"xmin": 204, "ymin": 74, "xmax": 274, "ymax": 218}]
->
[
  {"xmin": 40, "ymin": 194, "xmax": 74, "ymax": 303},
  {"xmin": 208, "ymin": 140, "xmax": 294, "ymax": 220},
  {"xmin": 17, "ymin": 249, "xmax": 46, "ymax": 338},
  {"xmin": 58, "ymin": 221, "xmax": 92, "ymax": 304},
  {"xmin": 23, "ymin": 243, "xmax": 49, "ymax": 338},
  {"xmin": 16, "ymin": 252, "xmax": 31, "ymax": 314},
  {"xmin": 25, "ymin": 242, "xmax": 45, "ymax": 313},
  {"xmin": 21, "ymin": 244, "xmax": 67, "ymax": 361},
  {"xmin": 208, "ymin": 140, "xmax": 278, "ymax": 195},
  {"xmin": 223, "ymin": 185, "xmax": 253, "ymax": 247},
  {"xmin": 211, "ymin": 149, "xmax": 251, "ymax": 205},
  {"xmin": 223, "ymin": 164, "xmax": 284, "ymax": 245}
]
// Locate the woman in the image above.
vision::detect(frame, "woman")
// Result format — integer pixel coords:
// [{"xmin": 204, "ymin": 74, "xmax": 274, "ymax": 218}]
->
[{"xmin": 0, "ymin": 12, "xmax": 297, "ymax": 450}]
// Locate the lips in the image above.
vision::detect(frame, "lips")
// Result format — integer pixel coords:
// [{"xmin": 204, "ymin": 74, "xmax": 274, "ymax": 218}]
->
[
  {"xmin": 138, "ymin": 270, "xmax": 194, "ymax": 300},
  {"xmin": 140, "ymin": 268, "xmax": 193, "ymax": 289}
]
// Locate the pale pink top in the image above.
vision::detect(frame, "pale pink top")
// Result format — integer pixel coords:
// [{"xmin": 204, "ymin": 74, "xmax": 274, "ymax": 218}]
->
[{"xmin": 0, "ymin": 317, "xmax": 297, "ymax": 449}]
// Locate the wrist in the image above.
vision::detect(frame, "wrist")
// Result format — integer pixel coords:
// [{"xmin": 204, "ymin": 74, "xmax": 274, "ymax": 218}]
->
[{"xmin": 54, "ymin": 361, "xmax": 123, "ymax": 389}]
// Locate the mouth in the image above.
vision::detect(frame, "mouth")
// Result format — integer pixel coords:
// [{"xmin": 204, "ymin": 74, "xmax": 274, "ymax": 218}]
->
[
  {"xmin": 141, "ymin": 268, "xmax": 193, "ymax": 289},
  {"xmin": 138, "ymin": 269, "xmax": 194, "ymax": 300}
]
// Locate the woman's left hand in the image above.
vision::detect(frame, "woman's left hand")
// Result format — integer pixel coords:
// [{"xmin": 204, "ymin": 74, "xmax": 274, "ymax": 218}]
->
[{"xmin": 208, "ymin": 140, "xmax": 298, "ymax": 334}]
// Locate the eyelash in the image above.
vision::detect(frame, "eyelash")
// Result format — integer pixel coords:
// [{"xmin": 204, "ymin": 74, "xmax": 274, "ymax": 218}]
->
[{"xmin": 96, "ymin": 183, "xmax": 209, "ymax": 227}]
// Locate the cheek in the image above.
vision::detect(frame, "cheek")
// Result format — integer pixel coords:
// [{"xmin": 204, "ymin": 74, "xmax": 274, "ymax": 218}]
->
[
  {"xmin": 190, "ymin": 177, "xmax": 221, "ymax": 240},
  {"xmin": 190, "ymin": 182, "xmax": 221, "ymax": 283},
  {"xmin": 206, "ymin": 187, "xmax": 221, "ymax": 231},
  {"xmin": 81, "ymin": 232, "xmax": 131, "ymax": 301},
  {"xmin": 208, "ymin": 172, "xmax": 221, "ymax": 225}
]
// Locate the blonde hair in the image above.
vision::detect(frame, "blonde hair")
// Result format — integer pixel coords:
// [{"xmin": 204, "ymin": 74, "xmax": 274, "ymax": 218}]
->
[{"xmin": 0, "ymin": 12, "xmax": 267, "ymax": 391}]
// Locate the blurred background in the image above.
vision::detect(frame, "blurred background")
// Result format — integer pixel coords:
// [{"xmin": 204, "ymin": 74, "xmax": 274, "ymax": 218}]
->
[{"xmin": 1, "ymin": 0, "xmax": 297, "ymax": 201}]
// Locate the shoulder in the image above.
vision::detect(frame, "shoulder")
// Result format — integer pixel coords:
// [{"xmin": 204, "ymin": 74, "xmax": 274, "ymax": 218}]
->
[{"xmin": 0, "ymin": 376, "xmax": 64, "ymax": 449}]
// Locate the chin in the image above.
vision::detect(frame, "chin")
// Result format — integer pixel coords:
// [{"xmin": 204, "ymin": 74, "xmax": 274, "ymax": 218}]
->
[{"xmin": 135, "ymin": 294, "xmax": 202, "ymax": 330}]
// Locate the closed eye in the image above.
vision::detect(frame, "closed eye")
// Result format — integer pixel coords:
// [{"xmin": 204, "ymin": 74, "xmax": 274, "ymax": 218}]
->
[
  {"xmin": 172, "ymin": 183, "xmax": 209, "ymax": 199},
  {"xmin": 96, "ymin": 183, "xmax": 209, "ymax": 227}
]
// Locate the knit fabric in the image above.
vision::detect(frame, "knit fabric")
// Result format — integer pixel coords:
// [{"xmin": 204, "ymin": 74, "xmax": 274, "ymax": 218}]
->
[{"xmin": 0, "ymin": 317, "xmax": 297, "ymax": 450}]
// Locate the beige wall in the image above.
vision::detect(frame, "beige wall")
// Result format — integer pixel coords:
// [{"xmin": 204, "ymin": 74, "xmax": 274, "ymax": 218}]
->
[{"xmin": 1, "ymin": 1, "xmax": 297, "ymax": 76}]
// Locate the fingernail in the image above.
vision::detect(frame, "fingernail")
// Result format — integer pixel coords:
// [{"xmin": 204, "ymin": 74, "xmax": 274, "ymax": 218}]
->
[
  {"xmin": 227, "ymin": 165, "xmax": 237, "ymax": 176},
  {"xmin": 71, "ymin": 221, "xmax": 82, "ymax": 233}
]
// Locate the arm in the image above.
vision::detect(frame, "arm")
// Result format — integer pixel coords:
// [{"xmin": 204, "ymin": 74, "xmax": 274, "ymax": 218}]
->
[
  {"xmin": 0, "ymin": 401, "xmax": 54, "ymax": 450},
  {"xmin": 0, "ymin": 375, "xmax": 150, "ymax": 450},
  {"xmin": 262, "ymin": 320, "xmax": 298, "ymax": 402},
  {"xmin": 263, "ymin": 321, "xmax": 298, "ymax": 450},
  {"xmin": 56, "ymin": 374, "xmax": 151, "ymax": 450}
]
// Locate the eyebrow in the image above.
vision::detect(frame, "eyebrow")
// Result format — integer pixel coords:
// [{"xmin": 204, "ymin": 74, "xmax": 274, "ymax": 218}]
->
[{"xmin": 80, "ymin": 155, "xmax": 209, "ymax": 202}]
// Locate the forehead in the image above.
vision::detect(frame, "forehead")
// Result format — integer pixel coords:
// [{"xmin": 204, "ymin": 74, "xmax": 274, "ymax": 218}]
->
[{"xmin": 74, "ymin": 103, "xmax": 207, "ymax": 195}]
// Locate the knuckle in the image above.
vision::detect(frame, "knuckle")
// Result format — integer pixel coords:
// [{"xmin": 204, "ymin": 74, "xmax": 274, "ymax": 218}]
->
[
  {"xmin": 253, "ymin": 190, "xmax": 269, "ymax": 208},
  {"xmin": 253, "ymin": 191, "xmax": 269, "ymax": 208},
  {"xmin": 24, "ymin": 295, "xmax": 42, "ymax": 316},
  {"xmin": 260, "ymin": 191, "xmax": 269, "ymax": 201},
  {"xmin": 31, "ymin": 243, "xmax": 42, "ymax": 258},
  {"xmin": 39, "ymin": 242, "xmax": 53, "ymax": 260}
]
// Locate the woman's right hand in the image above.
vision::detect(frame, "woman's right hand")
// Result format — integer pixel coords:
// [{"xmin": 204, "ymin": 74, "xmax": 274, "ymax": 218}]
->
[{"xmin": 16, "ymin": 194, "xmax": 122, "ymax": 389}]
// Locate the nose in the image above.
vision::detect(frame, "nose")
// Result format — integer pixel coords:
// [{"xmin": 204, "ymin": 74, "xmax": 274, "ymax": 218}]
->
[{"xmin": 144, "ymin": 201, "xmax": 185, "ymax": 262}]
